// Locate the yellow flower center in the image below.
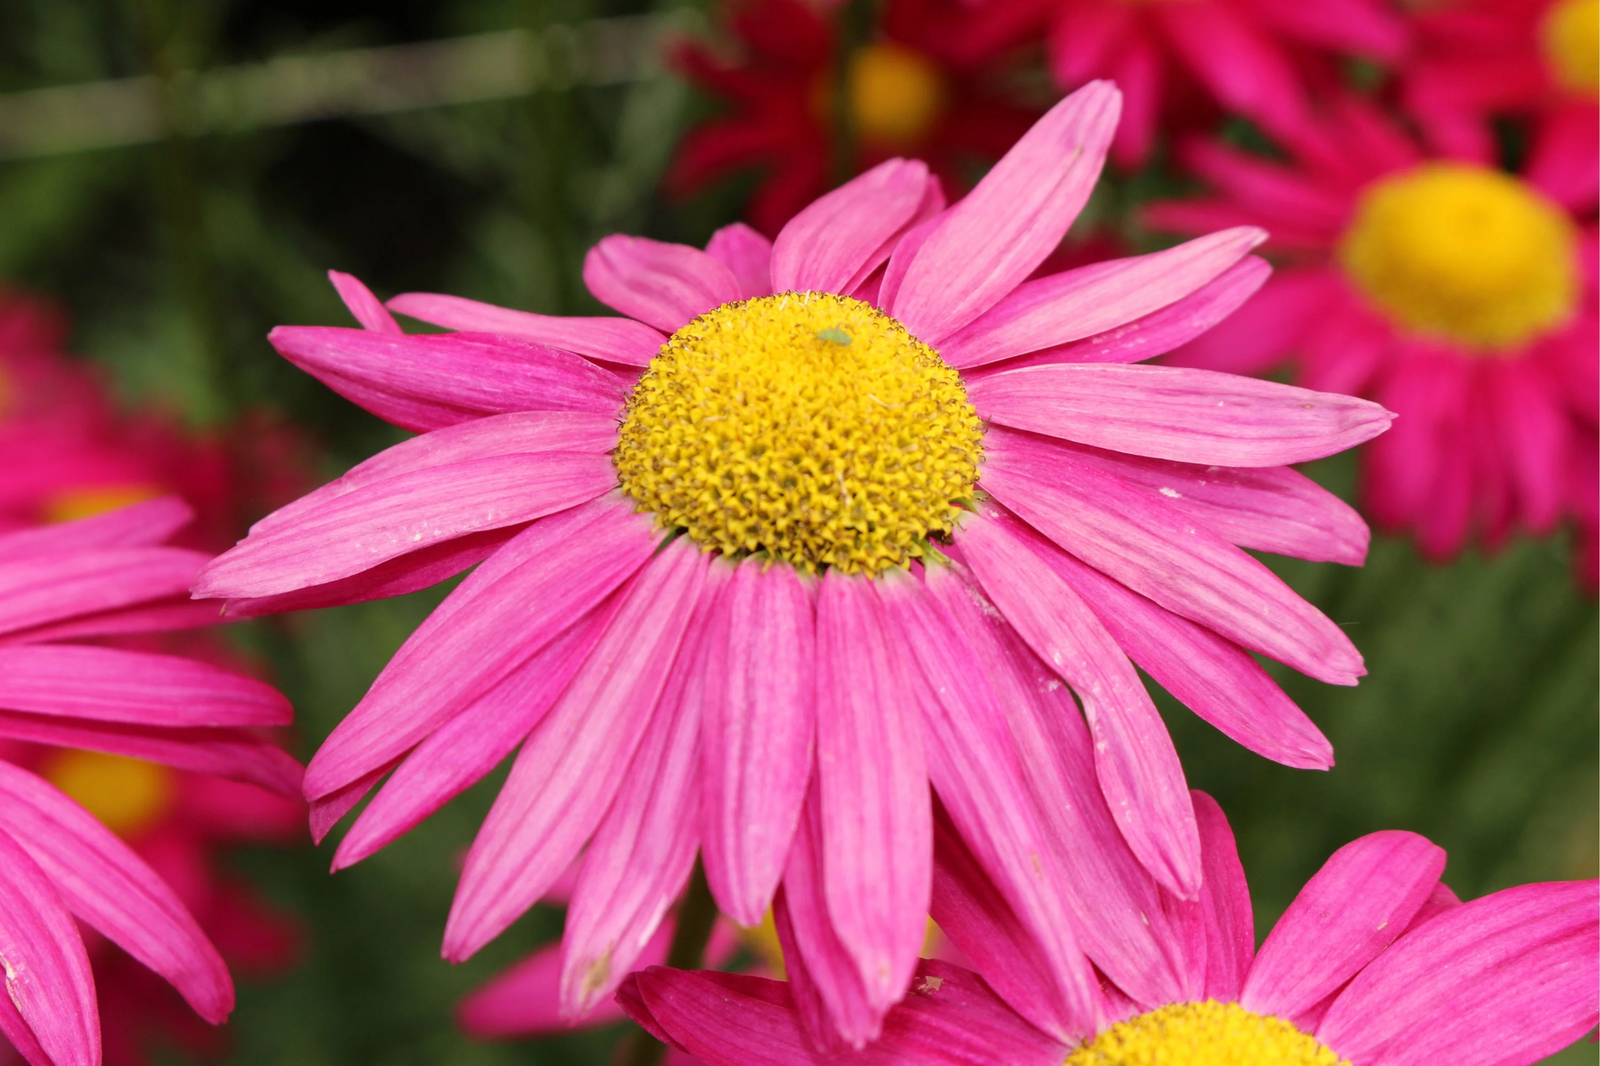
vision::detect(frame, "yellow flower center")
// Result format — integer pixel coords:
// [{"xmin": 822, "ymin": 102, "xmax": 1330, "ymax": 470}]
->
[
  {"xmin": 1337, "ymin": 162, "xmax": 1579, "ymax": 351},
  {"xmin": 1543, "ymin": 0, "xmax": 1600, "ymax": 95},
  {"xmin": 45, "ymin": 484, "xmax": 164, "ymax": 524},
  {"xmin": 847, "ymin": 43, "xmax": 947, "ymax": 148},
  {"xmin": 615, "ymin": 293, "xmax": 983, "ymax": 576},
  {"xmin": 1065, "ymin": 1001, "xmax": 1351, "ymax": 1066},
  {"xmin": 43, "ymin": 749, "xmax": 175, "ymax": 839}
]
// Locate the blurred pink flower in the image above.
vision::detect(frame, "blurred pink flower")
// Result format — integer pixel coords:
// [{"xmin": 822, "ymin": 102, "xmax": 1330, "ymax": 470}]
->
[{"xmin": 196, "ymin": 82, "xmax": 1392, "ymax": 1045}]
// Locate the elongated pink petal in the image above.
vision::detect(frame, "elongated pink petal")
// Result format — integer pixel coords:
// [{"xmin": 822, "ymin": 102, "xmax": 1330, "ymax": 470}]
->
[
  {"xmin": 583, "ymin": 235, "xmax": 741, "ymax": 332},
  {"xmin": 980, "ymin": 432, "xmax": 1364, "ymax": 685},
  {"xmin": 1402, "ymin": 881, "xmax": 1463, "ymax": 936},
  {"xmin": 623, "ymin": 968, "xmax": 812, "ymax": 1066},
  {"xmin": 969, "ymin": 363, "xmax": 1395, "ymax": 468},
  {"xmin": 1242, "ymin": 831, "xmax": 1446, "ymax": 1023},
  {"xmin": 0, "ymin": 829, "xmax": 98, "ymax": 1066},
  {"xmin": 309, "ymin": 764, "xmax": 390, "ymax": 844},
  {"xmin": 443, "ymin": 540, "xmax": 708, "ymax": 961},
  {"xmin": 1, "ymin": 599, "xmax": 223, "ymax": 647},
  {"xmin": 956, "ymin": 508, "xmax": 1198, "ymax": 897},
  {"xmin": 0, "ymin": 762, "xmax": 231, "ymax": 1023},
  {"xmin": 705, "ymin": 223, "xmax": 774, "ymax": 299},
  {"xmin": 332, "ymin": 598, "xmax": 618, "ymax": 869},
  {"xmin": 303, "ymin": 498, "xmax": 656, "ymax": 801},
  {"xmin": 878, "ymin": 213, "xmax": 944, "ymax": 313},
  {"xmin": 699, "ymin": 560, "xmax": 815, "ymax": 926},
  {"xmin": 386, "ymin": 292, "xmax": 665, "ymax": 366},
  {"xmin": 269, "ymin": 326, "xmax": 628, "ymax": 432},
  {"xmin": 1190, "ymin": 791, "xmax": 1253, "ymax": 1001},
  {"xmin": 328, "ymin": 270, "xmax": 401, "ymax": 334},
  {"xmin": 890, "ymin": 82, "xmax": 1120, "ymax": 343},
  {"xmin": 0, "ymin": 645, "xmax": 290, "ymax": 727},
  {"xmin": 0, "ymin": 991, "xmax": 52, "ymax": 1066},
  {"xmin": 1317, "ymin": 880, "xmax": 1599, "ymax": 1066},
  {"xmin": 0, "ymin": 548, "xmax": 208, "ymax": 639},
  {"xmin": 772, "ymin": 159, "xmax": 933, "ymax": 295},
  {"xmin": 0, "ymin": 497, "xmax": 192, "ymax": 559},
  {"xmin": 942, "ymin": 228, "xmax": 1266, "ymax": 368},
  {"xmin": 814, "ymin": 571, "xmax": 931, "ymax": 1021}
]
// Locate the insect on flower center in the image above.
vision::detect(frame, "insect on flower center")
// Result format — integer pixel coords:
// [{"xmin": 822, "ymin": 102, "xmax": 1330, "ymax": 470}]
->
[
  {"xmin": 614, "ymin": 292, "xmax": 983, "ymax": 575},
  {"xmin": 1542, "ymin": 0, "xmax": 1599, "ymax": 95},
  {"xmin": 44, "ymin": 749, "xmax": 175, "ymax": 839},
  {"xmin": 1064, "ymin": 1000, "xmax": 1351, "ymax": 1066},
  {"xmin": 847, "ymin": 43, "xmax": 947, "ymax": 148},
  {"xmin": 1338, "ymin": 162, "xmax": 1579, "ymax": 351}
]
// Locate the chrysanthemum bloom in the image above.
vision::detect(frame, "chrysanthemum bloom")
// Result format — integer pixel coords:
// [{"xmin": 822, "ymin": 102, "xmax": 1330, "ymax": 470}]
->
[
  {"xmin": 0, "ymin": 500, "xmax": 302, "ymax": 1066},
  {"xmin": 1402, "ymin": 0, "xmax": 1598, "ymax": 209},
  {"xmin": 668, "ymin": 0, "xmax": 1039, "ymax": 234},
  {"xmin": 1151, "ymin": 93, "xmax": 1598, "ymax": 581},
  {"xmin": 195, "ymin": 82, "xmax": 1393, "ymax": 1043},
  {"xmin": 621, "ymin": 792, "xmax": 1600, "ymax": 1066},
  {"xmin": 959, "ymin": 0, "xmax": 1406, "ymax": 167}
]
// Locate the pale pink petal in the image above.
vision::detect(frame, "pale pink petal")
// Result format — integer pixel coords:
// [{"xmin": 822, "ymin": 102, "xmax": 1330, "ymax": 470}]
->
[
  {"xmin": 459, "ymin": 926, "xmax": 668, "ymax": 1036},
  {"xmin": 890, "ymin": 82, "xmax": 1120, "ymax": 343},
  {"xmin": 0, "ymin": 762, "xmax": 231, "ymax": 1023},
  {"xmin": 442, "ymin": 540, "xmax": 709, "ymax": 961},
  {"xmin": 386, "ymin": 292, "xmax": 666, "ymax": 366},
  {"xmin": 878, "ymin": 213, "xmax": 944, "ymax": 313},
  {"xmin": 328, "ymin": 270, "xmax": 402, "ymax": 334},
  {"xmin": 699, "ymin": 560, "xmax": 815, "ymax": 926},
  {"xmin": 772, "ymin": 159, "xmax": 934, "ymax": 295},
  {"xmin": 0, "ymin": 547, "xmax": 208, "ymax": 639},
  {"xmin": 583, "ymin": 236, "xmax": 741, "ymax": 332},
  {"xmin": 309, "ymin": 765, "xmax": 390, "ymax": 844},
  {"xmin": 1241, "ymin": 831, "xmax": 1446, "ymax": 1024},
  {"xmin": 0, "ymin": 497, "xmax": 192, "ymax": 559},
  {"xmin": 979, "ymin": 431, "xmax": 1365, "ymax": 685},
  {"xmin": 942, "ymin": 228, "xmax": 1266, "ymax": 368},
  {"xmin": 705, "ymin": 223, "xmax": 774, "ymax": 299},
  {"xmin": 1317, "ymin": 880, "xmax": 1599, "ymax": 1066},
  {"xmin": 0, "ymin": 829, "xmax": 98, "ymax": 1066},
  {"xmin": 968, "ymin": 363, "xmax": 1394, "ymax": 468},
  {"xmin": 1190, "ymin": 791, "xmax": 1253, "ymax": 1001},
  {"xmin": 302, "ymin": 498, "xmax": 656, "ymax": 802}
]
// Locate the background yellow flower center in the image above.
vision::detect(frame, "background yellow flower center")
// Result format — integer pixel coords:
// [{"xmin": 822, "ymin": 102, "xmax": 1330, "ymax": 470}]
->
[
  {"xmin": 615, "ymin": 293, "xmax": 982, "ymax": 575},
  {"xmin": 1338, "ymin": 162, "xmax": 1579, "ymax": 351},
  {"xmin": 1065, "ymin": 1001, "xmax": 1350, "ymax": 1066},
  {"xmin": 45, "ymin": 484, "xmax": 164, "ymax": 524},
  {"xmin": 847, "ymin": 43, "xmax": 947, "ymax": 148},
  {"xmin": 43, "ymin": 749, "xmax": 176, "ymax": 839},
  {"xmin": 1543, "ymin": 0, "xmax": 1600, "ymax": 94}
]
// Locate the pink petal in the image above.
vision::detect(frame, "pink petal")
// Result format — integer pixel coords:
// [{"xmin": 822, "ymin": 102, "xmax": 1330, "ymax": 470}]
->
[
  {"xmin": 1189, "ymin": 791, "xmax": 1253, "ymax": 1001},
  {"xmin": 582, "ymin": 235, "xmax": 741, "ymax": 332},
  {"xmin": 980, "ymin": 431, "xmax": 1365, "ymax": 685},
  {"xmin": 0, "ymin": 497, "xmax": 192, "ymax": 559},
  {"xmin": 0, "ymin": 829, "xmax": 98, "ymax": 1066},
  {"xmin": 699, "ymin": 560, "xmax": 815, "ymax": 926},
  {"xmin": 386, "ymin": 292, "xmax": 665, "ymax": 366},
  {"xmin": 0, "ymin": 645, "xmax": 291, "ymax": 727},
  {"xmin": 771, "ymin": 158, "xmax": 934, "ymax": 295},
  {"xmin": 705, "ymin": 223, "xmax": 774, "ymax": 299},
  {"xmin": 459, "ymin": 927, "xmax": 665, "ymax": 1036},
  {"xmin": 442, "ymin": 540, "xmax": 709, "ymax": 961},
  {"xmin": 328, "ymin": 270, "xmax": 401, "ymax": 334},
  {"xmin": 968, "ymin": 363, "xmax": 1394, "ymax": 468},
  {"xmin": 890, "ymin": 82, "xmax": 1121, "ymax": 344},
  {"xmin": 877, "ymin": 212, "xmax": 944, "ymax": 314},
  {"xmin": 309, "ymin": 765, "xmax": 390, "ymax": 844},
  {"xmin": 1241, "ymin": 830, "xmax": 1446, "ymax": 1024},
  {"xmin": 1489, "ymin": 360, "xmax": 1566, "ymax": 533},
  {"xmin": 0, "ymin": 762, "xmax": 232, "ymax": 1023},
  {"xmin": 0, "ymin": 991, "xmax": 53, "ymax": 1066},
  {"xmin": 1164, "ymin": 268, "xmax": 1338, "ymax": 376},
  {"xmin": 1527, "ymin": 101, "xmax": 1599, "ymax": 212},
  {"xmin": 1, "ymin": 599, "xmax": 223, "ymax": 647},
  {"xmin": 1155, "ymin": 2, "xmax": 1306, "ymax": 135},
  {"xmin": 942, "ymin": 227, "xmax": 1266, "ymax": 368},
  {"xmin": 0, "ymin": 547, "xmax": 208, "ymax": 640},
  {"xmin": 622, "ymin": 968, "xmax": 813, "ymax": 1066},
  {"xmin": 1316, "ymin": 880, "xmax": 1599, "ymax": 1066}
]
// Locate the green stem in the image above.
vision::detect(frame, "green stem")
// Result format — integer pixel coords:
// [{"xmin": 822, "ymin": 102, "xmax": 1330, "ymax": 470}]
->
[{"xmin": 618, "ymin": 860, "xmax": 720, "ymax": 1066}]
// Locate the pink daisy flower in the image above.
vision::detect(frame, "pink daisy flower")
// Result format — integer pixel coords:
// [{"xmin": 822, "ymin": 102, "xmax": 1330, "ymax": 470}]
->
[
  {"xmin": 0, "ymin": 498, "xmax": 302, "ymax": 1066},
  {"xmin": 194, "ymin": 82, "xmax": 1393, "ymax": 1044},
  {"xmin": 621, "ymin": 792, "xmax": 1600, "ymax": 1065},
  {"xmin": 959, "ymin": 0, "xmax": 1406, "ymax": 167},
  {"xmin": 1151, "ymin": 92, "xmax": 1597, "ymax": 580}
]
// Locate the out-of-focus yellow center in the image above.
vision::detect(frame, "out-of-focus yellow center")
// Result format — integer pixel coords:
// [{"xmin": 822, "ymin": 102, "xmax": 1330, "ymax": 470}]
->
[
  {"xmin": 1065, "ymin": 1001, "xmax": 1350, "ymax": 1066},
  {"xmin": 1543, "ymin": 0, "xmax": 1600, "ymax": 94},
  {"xmin": 615, "ymin": 293, "xmax": 982, "ymax": 575},
  {"xmin": 739, "ymin": 911, "xmax": 944, "ymax": 980},
  {"xmin": 847, "ymin": 43, "xmax": 946, "ymax": 148},
  {"xmin": 45, "ymin": 484, "xmax": 163, "ymax": 523},
  {"xmin": 43, "ymin": 749, "xmax": 175, "ymax": 839},
  {"xmin": 1338, "ymin": 163, "xmax": 1579, "ymax": 351}
]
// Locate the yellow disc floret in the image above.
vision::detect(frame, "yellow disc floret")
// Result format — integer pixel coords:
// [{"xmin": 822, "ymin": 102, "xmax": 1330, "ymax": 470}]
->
[
  {"xmin": 848, "ymin": 43, "xmax": 947, "ymax": 148},
  {"xmin": 43, "ymin": 749, "xmax": 175, "ymax": 839},
  {"xmin": 615, "ymin": 292, "xmax": 983, "ymax": 575},
  {"xmin": 1543, "ymin": 0, "xmax": 1600, "ymax": 95},
  {"xmin": 45, "ymin": 484, "xmax": 163, "ymax": 524},
  {"xmin": 1065, "ymin": 1000, "xmax": 1351, "ymax": 1066},
  {"xmin": 1338, "ymin": 162, "xmax": 1579, "ymax": 351}
]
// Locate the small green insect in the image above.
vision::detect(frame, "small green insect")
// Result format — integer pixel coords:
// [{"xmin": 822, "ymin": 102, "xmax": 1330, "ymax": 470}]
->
[{"xmin": 815, "ymin": 327, "xmax": 852, "ymax": 345}]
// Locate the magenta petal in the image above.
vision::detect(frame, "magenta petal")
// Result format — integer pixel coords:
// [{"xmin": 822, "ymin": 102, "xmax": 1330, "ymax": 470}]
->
[
  {"xmin": 0, "ymin": 762, "xmax": 232, "ymax": 1024},
  {"xmin": 309, "ymin": 765, "xmax": 390, "ymax": 844},
  {"xmin": 459, "ymin": 924, "xmax": 669, "ymax": 1036},
  {"xmin": 771, "ymin": 158, "xmax": 933, "ymax": 295},
  {"xmin": 582, "ymin": 235, "xmax": 741, "ymax": 332},
  {"xmin": 386, "ymin": 292, "xmax": 665, "ymax": 366},
  {"xmin": 1241, "ymin": 831, "xmax": 1446, "ymax": 1024},
  {"xmin": 0, "ymin": 829, "xmax": 99, "ymax": 1066},
  {"xmin": 890, "ymin": 82, "xmax": 1121, "ymax": 344},
  {"xmin": 968, "ymin": 363, "xmax": 1395, "ymax": 468},
  {"xmin": 0, "ymin": 547, "xmax": 208, "ymax": 639},
  {"xmin": 699, "ymin": 560, "xmax": 815, "ymax": 926},
  {"xmin": 624, "ymin": 968, "xmax": 814, "ymax": 1066},
  {"xmin": 1189, "ymin": 791, "xmax": 1253, "ymax": 1002},
  {"xmin": 328, "ymin": 270, "xmax": 402, "ymax": 334},
  {"xmin": 442, "ymin": 540, "xmax": 709, "ymax": 961},
  {"xmin": 0, "ymin": 991, "xmax": 53, "ymax": 1066},
  {"xmin": 705, "ymin": 223, "xmax": 774, "ymax": 299},
  {"xmin": 0, "ymin": 497, "xmax": 192, "ymax": 559},
  {"xmin": 1316, "ymin": 880, "xmax": 1600, "ymax": 1066}
]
